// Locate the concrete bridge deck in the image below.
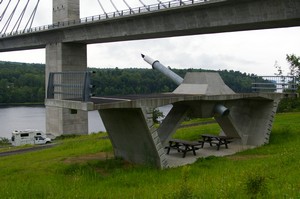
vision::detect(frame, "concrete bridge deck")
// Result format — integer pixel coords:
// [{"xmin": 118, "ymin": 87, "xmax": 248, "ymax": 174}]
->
[
  {"xmin": 1, "ymin": 0, "xmax": 299, "ymax": 52},
  {"xmin": 45, "ymin": 92, "xmax": 288, "ymax": 111}
]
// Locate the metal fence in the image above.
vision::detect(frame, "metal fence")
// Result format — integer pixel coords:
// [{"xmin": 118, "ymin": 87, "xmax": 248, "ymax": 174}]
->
[
  {"xmin": 47, "ymin": 71, "xmax": 93, "ymax": 102},
  {"xmin": 0, "ymin": 0, "xmax": 211, "ymax": 38},
  {"xmin": 252, "ymin": 76, "xmax": 298, "ymax": 93}
]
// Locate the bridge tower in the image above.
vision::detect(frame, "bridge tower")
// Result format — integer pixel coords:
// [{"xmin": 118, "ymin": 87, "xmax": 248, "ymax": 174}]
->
[{"xmin": 45, "ymin": 0, "xmax": 88, "ymax": 136}]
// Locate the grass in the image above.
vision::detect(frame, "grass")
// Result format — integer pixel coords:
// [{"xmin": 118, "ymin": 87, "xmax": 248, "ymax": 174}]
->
[{"xmin": 0, "ymin": 113, "xmax": 300, "ymax": 198}]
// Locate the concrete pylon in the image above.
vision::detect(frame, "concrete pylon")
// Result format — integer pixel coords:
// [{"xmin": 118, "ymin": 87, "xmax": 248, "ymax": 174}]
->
[
  {"xmin": 45, "ymin": 0, "xmax": 88, "ymax": 136},
  {"xmin": 53, "ymin": 0, "xmax": 80, "ymax": 23}
]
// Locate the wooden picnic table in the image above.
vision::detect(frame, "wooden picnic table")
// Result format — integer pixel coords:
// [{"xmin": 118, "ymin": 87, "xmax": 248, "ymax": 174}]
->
[
  {"xmin": 201, "ymin": 134, "xmax": 233, "ymax": 150},
  {"xmin": 165, "ymin": 139, "xmax": 203, "ymax": 158}
]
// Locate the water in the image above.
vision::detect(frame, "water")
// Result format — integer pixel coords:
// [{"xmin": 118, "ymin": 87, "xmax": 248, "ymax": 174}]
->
[
  {"xmin": 0, "ymin": 106, "xmax": 105, "ymax": 139},
  {"xmin": 0, "ymin": 105, "xmax": 172, "ymax": 139}
]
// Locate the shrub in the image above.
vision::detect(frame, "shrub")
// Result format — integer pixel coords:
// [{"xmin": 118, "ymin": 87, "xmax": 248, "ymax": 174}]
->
[
  {"xmin": 0, "ymin": 137, "xmax": 10, "ymax": 145},
  {"xmin": 243, "ymin": 170, "xmax": 269, "ymax": 198}
]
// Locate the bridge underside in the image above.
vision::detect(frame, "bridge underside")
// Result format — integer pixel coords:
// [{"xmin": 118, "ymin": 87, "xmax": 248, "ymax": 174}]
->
[
  {"xmin": 46, "ymin": 92, "xmax": 288, "ymax": 168},
  {"xmin": 0, "ymin": 0, "xmax": 300, "ymax": 52}
]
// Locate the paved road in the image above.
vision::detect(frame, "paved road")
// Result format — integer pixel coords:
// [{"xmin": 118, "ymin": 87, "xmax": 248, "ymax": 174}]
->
[{"xmin": 0, "ymin": 143, "xmax": 57, "ymax": 157}]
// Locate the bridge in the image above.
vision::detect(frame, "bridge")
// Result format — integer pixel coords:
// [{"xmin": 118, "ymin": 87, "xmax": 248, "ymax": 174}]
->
[
  {"xmin": 0, "ymin": 0, "xmax": 299, "ymax": 168},
  {"xmin": 0, "ymin": 0, "xmax": 300, "ymax": 51}
]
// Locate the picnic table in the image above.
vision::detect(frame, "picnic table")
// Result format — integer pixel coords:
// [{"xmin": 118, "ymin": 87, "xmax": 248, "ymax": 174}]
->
[
  {"xmin": 165, "ymin": 139, "xmax": 203, "ymax": 158},
  {"xmin": 201, "ymin": 134, "xmax": 233, "ymax": 150}
]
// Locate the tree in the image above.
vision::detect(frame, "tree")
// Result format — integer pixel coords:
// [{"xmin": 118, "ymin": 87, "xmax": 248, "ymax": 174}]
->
[
  {"xmin": 286, "ymin": 54, "xmax": 300, "ymax": 81},
  {"xmin": 152, "ymin": 108, "xmax": 164, "ymax": 124},
  {"xmin": 276, "ymin": 54, "xmax": 300, "ymax": 113}
]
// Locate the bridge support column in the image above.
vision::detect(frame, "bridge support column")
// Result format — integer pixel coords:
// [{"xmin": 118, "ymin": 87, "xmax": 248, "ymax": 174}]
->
[
  {"xmin": 99, "ymin": 108, "xmax": 169, "ymax": 169},
  {"xmin": 45, "ymin": 0, "xmax": 88, "ymax": 137},
  {"xmin": 45, "ymin": 43, "xmax": 88, "ymax": 136}
]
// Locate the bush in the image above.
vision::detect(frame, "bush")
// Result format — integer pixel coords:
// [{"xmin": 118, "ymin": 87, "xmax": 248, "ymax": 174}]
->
[
  {"xmin": 243, "ymin": 170, "xmax": 269, "ymax": 198},
  {"xmin": 277, "ymin": 98, "xmax": 300, "ymax": 113},
  {"xmin": 0, "ymin": 137, "xmax": 10, "ymax": 145}
]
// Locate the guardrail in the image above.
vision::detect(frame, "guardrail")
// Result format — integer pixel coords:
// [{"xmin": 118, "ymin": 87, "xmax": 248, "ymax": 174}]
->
[
  {"xmin": 252, "ymin": 76, "xmax": 298, "ymax": 93},
  {"xmin": 0, "ymin": 0, "xmax": 210, "ymax": 38},
  {"xmin": 47, "ymin": 71, "xmax": 94, "ymax": 102}
]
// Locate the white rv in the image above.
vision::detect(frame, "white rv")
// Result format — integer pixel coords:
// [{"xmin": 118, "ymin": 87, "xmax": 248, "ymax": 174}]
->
[{"xmin": 11, "ymin": 129, "xmax": 51, "ymax": 146}]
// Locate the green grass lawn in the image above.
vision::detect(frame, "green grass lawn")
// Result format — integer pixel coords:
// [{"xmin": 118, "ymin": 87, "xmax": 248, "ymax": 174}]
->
[{"xmin": 0, "ymin": 113, "xmax": 299, "ymax": 198}]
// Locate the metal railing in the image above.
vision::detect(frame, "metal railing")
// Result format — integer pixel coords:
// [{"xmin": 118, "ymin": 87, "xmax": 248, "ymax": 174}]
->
[
  {"xmin": 47, "ymin": 71, "xmax": 93, "ymax": 102},
  {"xmin": 252, "ymin": 76, "xmax": 298, "ymax": 93},
  {"xmin": 0, "ymin": 0, "xmax": 211, "ymax": 38}
]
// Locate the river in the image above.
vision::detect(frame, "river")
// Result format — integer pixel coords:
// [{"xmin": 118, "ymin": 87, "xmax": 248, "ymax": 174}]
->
[{"xmin": 0, "ymin": 105, "xmax": 172, "ymax": 139}]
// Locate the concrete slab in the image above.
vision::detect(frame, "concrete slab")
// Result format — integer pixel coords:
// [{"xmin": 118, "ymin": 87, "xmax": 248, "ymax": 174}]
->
[{"xmin": 165, "ymin": 139, "xmax": 255, "ymax": 168}]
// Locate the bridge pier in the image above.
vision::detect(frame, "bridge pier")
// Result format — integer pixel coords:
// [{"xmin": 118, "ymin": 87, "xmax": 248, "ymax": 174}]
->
[
  {"xmin": 45, "ymin": 43, "xmax": 88, "ymax": 136},
  {"xmin": 45, "ymin": 0, "xmax": 89, "ymax": 136}
]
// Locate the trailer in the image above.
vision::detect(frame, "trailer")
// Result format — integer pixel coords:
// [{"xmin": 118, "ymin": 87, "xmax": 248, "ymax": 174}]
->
[{"xmin": 11, "ymin": 129, "xmax": 51, "ymax": 146}]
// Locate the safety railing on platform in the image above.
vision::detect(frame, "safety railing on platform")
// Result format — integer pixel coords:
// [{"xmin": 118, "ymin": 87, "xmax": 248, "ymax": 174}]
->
[
  {"xmin": 47, "ymin": 71, "xmax": 94, "ymax": 102},
  {"xmin": 252, "ymin": 76, "xmax": 298, "ymax": 93},
  {"xmin": 0, "ymin": 0, "xmax": 210, "ymax": 38}
]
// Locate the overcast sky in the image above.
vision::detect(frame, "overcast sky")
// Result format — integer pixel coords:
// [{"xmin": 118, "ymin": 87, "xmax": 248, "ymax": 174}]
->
[{"xmin": 0, "ymin": 0, "xmax": 299, "ymax": 76}]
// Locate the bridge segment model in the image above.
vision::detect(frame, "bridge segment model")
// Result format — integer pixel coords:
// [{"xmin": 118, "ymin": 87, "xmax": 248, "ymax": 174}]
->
[{"xmin": 46, "ymin": 55, "xmax": 295, "ymax": 169}]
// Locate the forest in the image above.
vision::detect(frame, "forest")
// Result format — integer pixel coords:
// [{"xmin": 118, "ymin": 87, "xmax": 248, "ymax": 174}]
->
[
  {"xmin": 90, "ymin": 67, "xmax": 256, "ymax": 96},
  {"xmin": 0, "ymin": 61, "xmax": 45, "ymax": 103},
  {"xmin": 0, "ymin": 61, "xmax": 259, "ymax": 104}
]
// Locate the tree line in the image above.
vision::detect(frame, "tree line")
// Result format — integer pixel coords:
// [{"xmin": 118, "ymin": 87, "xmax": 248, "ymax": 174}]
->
[
  {"xmin": 0, "ymin": 56, "xmax": 299, "ymax": 112},
  {"xmin": 0, "ymin": 61, "xmax": 258, "ymax": 104},
  {"xmin": 0, "ymin": 61, "xmax": 45, "ymax": 104},
  {"xmin": 90, "ymin": 67, "xmax": 256, "ymax": 96}
]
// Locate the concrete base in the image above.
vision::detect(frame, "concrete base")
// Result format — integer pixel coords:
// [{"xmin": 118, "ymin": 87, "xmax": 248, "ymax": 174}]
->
[{"xmin": 46, "ymin": 106, "xmax": 88, "ymax": 137}]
